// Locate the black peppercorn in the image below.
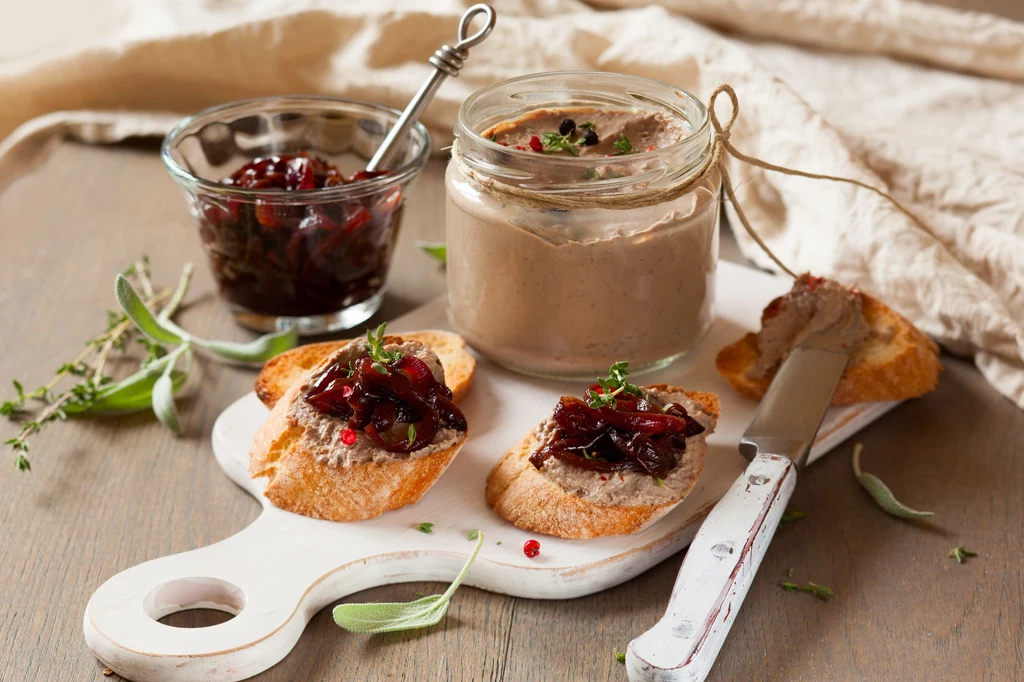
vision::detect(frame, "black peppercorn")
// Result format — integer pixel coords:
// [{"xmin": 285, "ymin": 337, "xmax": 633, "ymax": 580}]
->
[
  {"xmin": 582, "ymin": 128, "xmax": 599, "ymax": 146},
  {"xmin": 558, "ymin": 118, "xmax": 576, "ymax": 136}
]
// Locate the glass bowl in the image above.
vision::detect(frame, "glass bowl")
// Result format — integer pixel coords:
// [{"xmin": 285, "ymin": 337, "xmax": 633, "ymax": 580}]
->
[{"xmin": 162, "ymin": 97, "xmax": 431, "ymax": 334}]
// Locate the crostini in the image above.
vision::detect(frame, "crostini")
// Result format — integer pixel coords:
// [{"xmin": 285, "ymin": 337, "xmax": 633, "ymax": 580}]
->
[
  {"xmin": 716, "ymin": 274, "xmax": 941, "ymax": 405},
  {"xmin": 249, "ymin": 325, "xmax": 475, "ymax": 521},
  {"xmin": 486, "ymin": 363, "xmax": 719, "ymax": 539}
]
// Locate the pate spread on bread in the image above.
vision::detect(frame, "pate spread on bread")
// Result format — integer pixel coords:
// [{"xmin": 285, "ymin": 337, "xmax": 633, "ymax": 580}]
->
[
  {"xmin": 716, "ymin": 274, "xmax": 941, "ymax": 405},
  {"xmin": 249, "ymin": 326, "xmax": 474, "ymax": 522},
  {"xmin": 487, "ymin": 363, "xmax": 720, "ymax": 539}
]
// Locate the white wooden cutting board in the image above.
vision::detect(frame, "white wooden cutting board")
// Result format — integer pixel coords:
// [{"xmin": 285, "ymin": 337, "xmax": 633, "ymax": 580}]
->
[{"xmin": 83, "ymin": 261, "xmax": 898, "ymax": 681}]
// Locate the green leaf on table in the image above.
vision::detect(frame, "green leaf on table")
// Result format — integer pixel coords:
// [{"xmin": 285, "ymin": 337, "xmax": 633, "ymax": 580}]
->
[
  {"xmin": 614, "ymin": 649, "xmax": 626, "ymax": 664},
  {"xmin": 416, "ymin": 241, "xmax": 447, "ymax": 264},
  {"xmin": 948, "ymin": 546, "xmax": 977, "ymax": 564},
  {"xmin": 151, "ymin": 345, "xmax": 191, "ymax": 434},
  {"xmin": 467, "ymin": 529, "xmax": 479, "ymax": 541},
  {"xmin": 115, "ymin": 275, "xmax": 183, "ymax": 344},
  {"xmin": 778, "ymin": 510, "xmax": 806, "ymax": 530},
  {"xmin": 781, "ymin": 581, "xmax": 834, "ymax": 601},
  {"xmin": 415, "ymin": 522, "xmax": 434, "ymax": 534},
  {"xmin": 333, "ymin": 531, "xmax": 484, "ymax": 633},
  {"xmin": 193, "ymin": 326, "xmax": 298, "ymax": 364},
  {"xmin": 852, "ymin": 443, "xmax": 934, "ymax": 519},
  {"xmin": 74, "ymin": 371, "xmax": 187, "ymax": 415}
]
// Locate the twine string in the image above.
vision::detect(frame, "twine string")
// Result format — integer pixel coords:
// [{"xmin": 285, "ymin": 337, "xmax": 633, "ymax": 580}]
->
[{"xmin": 456, "ymin": 83, "xmax": 947, "ymax": 281}]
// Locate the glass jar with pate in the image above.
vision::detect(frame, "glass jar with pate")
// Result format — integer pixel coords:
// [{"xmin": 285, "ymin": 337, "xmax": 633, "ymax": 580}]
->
[{"xmin": 445, "ymin": 71, "xmax": 720, "ymax": 379}]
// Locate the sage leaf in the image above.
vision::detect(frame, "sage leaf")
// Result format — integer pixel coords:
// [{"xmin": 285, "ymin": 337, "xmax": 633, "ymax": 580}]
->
[
  {"xmin": 416, "ymin": 241, "xmax": 447, "ymax": 264},
  {"xmin": 333, "ymin": 531, "xmax": 484, "ymax": 634},
  {"xmin": 115, "ymin": 275, "xmax": 183, "ymax": 344},
  {"xmin": 852, "ymin": 443, "xmax": 934, "ymax": 519},
  {"xmin": 152, "ymin": 345, "xmax": 190, "ymax": 434},
  {"xmin": 192, "ymin": 326, "xmax": 298, "ymax": 364},
  {"xmin": 73, "ymin": 371, "xmax": 187, "ymax": 415}
]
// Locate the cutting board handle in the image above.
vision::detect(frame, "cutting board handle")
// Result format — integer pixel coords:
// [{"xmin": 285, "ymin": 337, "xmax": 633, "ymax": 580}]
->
[
  {"xmin": 83, "ymin": 509, "xmax": 363, "ymax": 681},
  {"xmin": 626, "ymin": 454, "xmax": 796, "ymax": 682}
]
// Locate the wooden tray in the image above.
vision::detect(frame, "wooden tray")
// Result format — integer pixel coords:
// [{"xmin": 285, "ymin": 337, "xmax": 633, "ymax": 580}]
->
[{"xmin": 83, "ymin": 261, "xmax": 897, "ymax": 681}]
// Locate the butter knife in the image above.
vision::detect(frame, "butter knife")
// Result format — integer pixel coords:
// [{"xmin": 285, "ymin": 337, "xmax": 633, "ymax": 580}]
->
[{"xmin": 626, "ymin": 340, "xmax": 853, "ymax": 681}]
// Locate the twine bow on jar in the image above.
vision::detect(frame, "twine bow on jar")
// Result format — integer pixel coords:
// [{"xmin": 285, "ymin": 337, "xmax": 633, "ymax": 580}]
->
[{"xmin": 454, "ymin": 83, "xmax": 949, "ymax": 280}]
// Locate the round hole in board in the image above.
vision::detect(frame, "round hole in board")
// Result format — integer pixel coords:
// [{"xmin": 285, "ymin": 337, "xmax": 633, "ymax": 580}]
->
[
  {"xmin": 160, "ymin": 609, "xmax": 236, "ymax": 629},
  {"xmin": 143, "ymin": 577, "xmax": 246, "ymax": 628}
]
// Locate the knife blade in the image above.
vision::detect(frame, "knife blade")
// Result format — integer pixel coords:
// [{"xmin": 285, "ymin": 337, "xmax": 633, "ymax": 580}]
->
[{"xmin": 626, "ymin": 342, "xmax": 853, "ymax": 682}]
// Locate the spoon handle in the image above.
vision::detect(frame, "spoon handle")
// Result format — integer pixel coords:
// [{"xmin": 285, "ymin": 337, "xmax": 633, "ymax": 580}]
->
[{"xmin": 366, "ymin": 4, "xmax": 496, "ymax": 172}]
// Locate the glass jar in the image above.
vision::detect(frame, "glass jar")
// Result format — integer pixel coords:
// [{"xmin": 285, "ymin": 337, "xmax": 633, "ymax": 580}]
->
[
  {"xmin": 162, "ymin": 97, "xmax": 430, "ymax": 335},
  {"xmin": 446, "ymin": 72, "xmax": 720, "ymax": 379}
]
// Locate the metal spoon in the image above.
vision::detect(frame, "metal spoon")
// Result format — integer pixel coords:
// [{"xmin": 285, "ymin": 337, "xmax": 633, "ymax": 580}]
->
[{"xmin": 365, "ymin": 4, "xmax": 497, "ymax": 172}]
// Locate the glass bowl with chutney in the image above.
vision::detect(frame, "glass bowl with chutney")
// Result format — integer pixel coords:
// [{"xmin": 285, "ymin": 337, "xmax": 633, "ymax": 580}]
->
[
  {"xmin": 447, "ymin": 71, "xmax": 720, "ymax": 379},
  {"xmin": 162, "ymin": 97, "xmax": 431, "ymax": 334}
]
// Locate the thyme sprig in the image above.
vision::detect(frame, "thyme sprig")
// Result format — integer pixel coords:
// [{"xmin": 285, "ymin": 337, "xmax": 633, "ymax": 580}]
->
[
  {"xmin": 2, "ymin": 256, "xmax": 296, "ymax": 472},
  {"xmin": 366, "ymin": 323, "xmax": 402, "ymax": 374},
  {"xmin": 612, "ymin": 134, "xmax": 634, "ymax": 155},
  {"xmin": 948, "ymin": 546, "xmax": 977, "ymax": 564},
  {"xmin": 541, "ymin": 131, "xmax": 580, "ymax": 156},
  {"xmin": 585, "ymin": 361, "xmax": 643, "ymax": 409},
  {"xmin": 781, "ymin": 581, "xmax": 834, "ymax": 601}
]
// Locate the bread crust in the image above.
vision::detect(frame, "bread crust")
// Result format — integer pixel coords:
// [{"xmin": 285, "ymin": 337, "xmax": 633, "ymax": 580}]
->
[
  {"xmin": 249, "ymin": 334, "xmax": 473, "ymax": 521},
  {"xmin": 485, "ymin": 388, "xmax": 720, "ymax": 539},
  {"xmin": 255, "ymin": 330, "xmax": 475, "ymax": 408},
  {"xmin": 716, "ymin": 294, "xmax": 941, "ymax": 405}
]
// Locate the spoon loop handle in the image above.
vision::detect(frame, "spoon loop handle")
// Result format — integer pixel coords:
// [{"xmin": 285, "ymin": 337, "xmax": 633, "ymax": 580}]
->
[{"xmin": 366, "ymin": 4, "xmax": 496, "ymax": 172}]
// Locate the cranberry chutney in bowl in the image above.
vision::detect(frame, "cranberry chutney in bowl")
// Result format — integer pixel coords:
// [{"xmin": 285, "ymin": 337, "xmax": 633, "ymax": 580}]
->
[
  {"xmin": 446, "ymin": 72, "xmax": 720, "ymax": 379},
  {"xmin": 162, "ymin": 97, "xmax": 430, "ymax": 334}
]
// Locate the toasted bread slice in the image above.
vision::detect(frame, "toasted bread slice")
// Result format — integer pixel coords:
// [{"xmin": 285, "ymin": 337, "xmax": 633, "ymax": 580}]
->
[
  {"xmin": 485, "ymin": 388, "xmax": 720, "ymax": 539},
  {"xmin": 255, "ymin": 330, "xmax": 475, "ymax": 408},
  {"xmin": 716, "ymin": 294, "xmax": 941, "ymax": 405},
  {"xmin": 249, "ymin": 333, "xmax": 475, "ymax": 521}
]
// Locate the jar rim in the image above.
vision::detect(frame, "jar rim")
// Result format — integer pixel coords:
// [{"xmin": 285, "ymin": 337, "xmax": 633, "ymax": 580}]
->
[
  {"xmin": 161, "ymin": 96, "xmax": 431, "ymax": 203},
  {"xmin": 460, "ymin": 71, "xmax": 708, "ymax": 160}
]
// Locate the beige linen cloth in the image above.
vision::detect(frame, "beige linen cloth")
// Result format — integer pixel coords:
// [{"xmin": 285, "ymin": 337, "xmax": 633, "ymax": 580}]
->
[{"xmin": 2, "ymin": 0, "xmax": 1022, "ymax": 407}]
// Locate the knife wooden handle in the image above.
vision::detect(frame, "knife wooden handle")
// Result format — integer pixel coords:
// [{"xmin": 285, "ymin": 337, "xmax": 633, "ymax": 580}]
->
[{"xmin": 627, "ymin": 454, "xmax": 797, "ymax": 682}]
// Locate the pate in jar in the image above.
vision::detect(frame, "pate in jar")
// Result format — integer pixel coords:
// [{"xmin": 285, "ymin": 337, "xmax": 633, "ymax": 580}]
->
[{"xmin": 446, "ymin": 72, "xmax": 719, "ymax": 378}]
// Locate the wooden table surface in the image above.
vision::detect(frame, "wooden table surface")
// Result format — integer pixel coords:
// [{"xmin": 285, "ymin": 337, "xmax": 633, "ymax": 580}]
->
[{"xmin": 1, "ymin": 137, "xmax": 1023, "ymax": 681}]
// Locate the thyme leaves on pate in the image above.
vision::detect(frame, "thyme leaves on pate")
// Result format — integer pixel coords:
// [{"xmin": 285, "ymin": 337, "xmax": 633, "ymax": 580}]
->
[
  {"xmin": 541, "ymin": 131, "xmax": 580, "ymax": 156},
  {"xmin": 366, "ymin": 323, "xmax": 402, "ymax": 374},
  {"xmin": 585, "ymin": 361, "xmax": 643, "ymax": 409},
  {"xmin": 612, "ymin": 133, "xmax": 634, "ymax": 155}
]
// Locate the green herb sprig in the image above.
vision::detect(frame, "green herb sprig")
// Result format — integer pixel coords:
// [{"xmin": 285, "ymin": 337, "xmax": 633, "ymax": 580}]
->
[
  {"xmin": 366, "ymin": 323, "xmax": 402, "ymax": 374},
  {"xmin": 416, "ymin": 522, "xmax": 434, "ymax": 534},
  {"xmin": 416, "ymin": 241, "xmax": 447, "ymax": 265},
  {"xmin": 853, "ymin": 443, "xmax": 934, "ymax": 519},
  {"xmin": 778, "ymin": 510, "xmax": 806, "ymax": 530},
  {"xmin": 614, "ymin": 649, "xmax": 626, "ymax": 664},
  {"xmin": 948, "ymin": 546, "xmax": 977, "ymax": 564},
  {"xmin": 781, "ymin": 581, "xmax": 834, "ymax": 601},
  {"xmin": 585, "ymin": 361, "xmax": 643, "ymax": 409},
  {"xmin": 2, "ymin": 257, "xmax": 297, "ymax": 471},
  {"xmin": 333, "ymin": 531, "xmax": 485, "ymax": 633},
  {"xmin": 612, "ymin": 134, "xmax": 633, "ymax": 155},
  {"xmin": 541, "ymin": 131, "xmax": 580, "ymax": 156}
]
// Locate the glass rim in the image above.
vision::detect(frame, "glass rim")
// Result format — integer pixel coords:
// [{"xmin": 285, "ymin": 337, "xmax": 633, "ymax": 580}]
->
[{"xmin": 160, "ymin": 95, "xmax": 431, "ymax": 203}]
